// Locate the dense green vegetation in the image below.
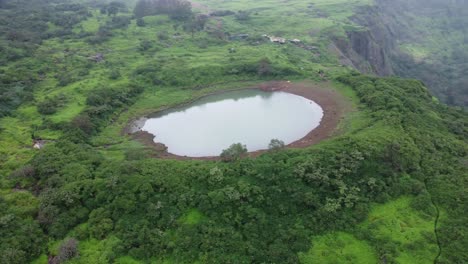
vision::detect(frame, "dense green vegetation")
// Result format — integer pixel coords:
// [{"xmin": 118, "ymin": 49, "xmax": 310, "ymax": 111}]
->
[
  {"xmin": 0, "ymin": 0, "xmax": 466, "ymax": 263},
  {"xmin": 357, "ymin": 0, "xmax": 468, "ymax": 107}
]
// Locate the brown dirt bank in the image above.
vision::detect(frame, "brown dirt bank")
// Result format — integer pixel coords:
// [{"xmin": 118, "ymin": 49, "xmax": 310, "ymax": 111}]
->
[{"xmin": 129, "ymin": 80, "xmax": 351, "ymax": 160}]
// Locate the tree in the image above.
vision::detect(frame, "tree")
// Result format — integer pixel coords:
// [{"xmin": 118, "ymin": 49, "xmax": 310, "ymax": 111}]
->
[
  {"xmin": 0, "ymin": 209, "xmax": 45, "ymax": 264},
  {"xmin": 235, "ymin": 10, "xmax": 251, "ymax": 21},
  {"xmin": 136, "ymin": 18, "xmax": 146, "ymax": 27},
  {"xmin": 195, "ymin": 14, "xmax": 209, "ymax": 30},
  {"xmin": 100, "ymin": 6, "xmax": 107, "ymax": 15},
  {"xmin": 57, "ymin": 238, "xmax": 79, "ymax": 262},
  {"xmin": 268, "ymin": 139, "xmax": 285, "ymax": 151},
  {"xmin": 134, "ymin": 0, "xmax": 149, "ymax": 18},
  {"xmin": 168, "ymin": 0, "xmax": 192, "ymax": 20},
  {"xmin": 258, "ymin": 58, "xmax": 272, "ymax": 76},
  {"xmin": 183, "ymin": 15, "xmax": 208, "ymax": 38},
  {"xmin": 107, "ymin": 5, "xmax": 118, "ymax": 16},
  {"xmin": 134, "ymin": 0, "xmax": 192, "ymax": 20},
  {"xmin": 220, "ymin": 143, "xmax": 248, "ymax": 162},
  {"xmin": 89, "ymin": 209, "xmax": 114, "ymax": 239},
  {"xmin": 109, "ymin": 69, "xmax": 121, "ymax": 80},
  {"xmin": 107, "ymin": 1, "xmax": 126, "ymax": 16},
  {"xmin": 70, "ymin": 114, "xmax": 95, "ymax": 136},
  {"xmin": 139, "ymin": 40, "xmax": 153, "ymax": 51}
]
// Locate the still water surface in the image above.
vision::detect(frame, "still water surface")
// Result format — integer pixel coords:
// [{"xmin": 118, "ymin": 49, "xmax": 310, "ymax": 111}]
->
[{"xmin": 138, "ymin": 89, "xmax": 323, "ymax": 157}]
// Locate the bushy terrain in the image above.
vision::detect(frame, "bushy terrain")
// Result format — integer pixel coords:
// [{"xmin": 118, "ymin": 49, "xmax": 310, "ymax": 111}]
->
[
  {"xmin": 0, "ymin": 0, "xmax": 466, "ymax": 263},
  {"xmin": 351, "ymin": 0, "xmax": 468, "ymax": 107}
]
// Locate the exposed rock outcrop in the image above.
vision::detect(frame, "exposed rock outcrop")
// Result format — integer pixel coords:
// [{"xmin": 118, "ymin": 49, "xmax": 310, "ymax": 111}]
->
[
  {"xmin": 332, "ymin": 29, "xmax": 393, "ymax": 76},
  {"xmin": 331, "ymin": 1, "xmax": 404, "ymax": 76}
]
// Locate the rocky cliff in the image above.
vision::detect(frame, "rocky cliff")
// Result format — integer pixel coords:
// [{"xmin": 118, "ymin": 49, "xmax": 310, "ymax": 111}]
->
[{"xmin": 333, "ymin": 0, "xmax": 468, "ymax": 107}]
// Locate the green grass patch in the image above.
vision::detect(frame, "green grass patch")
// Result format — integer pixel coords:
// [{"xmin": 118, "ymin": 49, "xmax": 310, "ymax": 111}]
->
[
  {"xmin": 361, "ymin": 196, "xmax": 439, "ymax": 264},
  {"xmin": 67, "ymin": 236, "xmax": 122, "ymax": 264},
  {"xmin": 30, "ymin": 254, "xmax": 48, "ymax": 264},
  {"xmin": 115, "ymin": 256, "xmax": 144, "ymax": 264},
  {"xmin": 301, "ymin": 197, "xmax": 439, "ymax": 264},
  {"xmin": 299, "ymin": 232, "xmax": 378, "ymax": 264},
  {"xmin": 179, "ymin": 209, "xmax": 205, "ymax": 225}
]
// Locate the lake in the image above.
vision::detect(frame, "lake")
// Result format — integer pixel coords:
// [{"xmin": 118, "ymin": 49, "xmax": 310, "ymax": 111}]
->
[{"xmin": 134, "ymin": 89, "xmax": 323, "ymax": 157}]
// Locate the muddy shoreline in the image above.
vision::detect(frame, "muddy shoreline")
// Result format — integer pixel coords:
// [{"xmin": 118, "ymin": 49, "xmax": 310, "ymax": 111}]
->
[{"xmin": 126, "ymin": 81, "xmax": 350, "ymax": 160}]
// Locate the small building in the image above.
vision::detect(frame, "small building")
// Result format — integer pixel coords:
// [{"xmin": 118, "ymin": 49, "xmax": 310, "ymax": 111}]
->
[
  {"xmin": 290, "ymin": 38, "xmax": 301, "ymax": 44},
  {"xmin": 269, "ymin": 36, "xmax": 286, "ymax": 44},
  {"xmin": 33, "ymin": 139, "xmax": 48, "ymax": 149}
]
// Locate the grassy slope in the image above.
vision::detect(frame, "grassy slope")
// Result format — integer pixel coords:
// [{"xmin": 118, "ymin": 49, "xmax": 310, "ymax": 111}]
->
[
  {"xmin": 12, "ymin": 2, "xmax": 372, "ymax": 262},
  {"xmin": 194, "ymin": 0, "xmax": 372, "ymax": 38},
  {"xmin": 2, "ymin": 1, "xmax": 461, "ymax": 263},
  {"xmin": 381, "ymin": 0, "xmax": 468, "ymax": 106},
  {"xmin": 362, "ymin": 197, "xmax": 439, "ymax": 263},
  {"xmin": 0, "ymin": 0, "xmax": 372, "ymax": 178},
  {"xmin": 299, "ymin": 197, "xmax": 439, "ymax": 264},
  {"xmin": 299, "ymin": 232, "xmax": 378, "ymax": 264}
]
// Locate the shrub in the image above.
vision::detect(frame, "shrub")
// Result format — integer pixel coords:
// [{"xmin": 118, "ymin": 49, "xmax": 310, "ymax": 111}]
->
[
  {"xmin": 70, "ymin": 114, "xmax": 95, "ymax": 137},
  {"xmin": 210, "ymin": 10, "xmax": 235, "ymax": 17},
  {"xmin": 257, "ymin": 58, "xmax": 272, "ymax": 76},
  {"xmin": 235, "ymin": 10, "xmax": 251, "ymax": 21},
  {"xmin": 134, "ymin": 0, "xmax": 192, "ymax": 20},
  {"xmin": 106, "ymin": 16, "xmax": 131, "ymax": 29},
  {"xmin": 88, "ymin": 26, "xmax": 113, "ymax": 44},
  {"xmin": 139, "ymin": 40, "xmax": 153, "ymax": 51},
  {"xmin": 157, "ymin": 31, "xmax": 169, "ymax": 41},
  {"xmin": 109, "ymin": 69, "xmax": 121, "ymax": 80},
  {"xmin": 220, "ymin": 143, "xmax": 248, "ymax": 162},
  {"xmin": 268, "ymin": 139, "xmax": 285, "ymax": 151},
  {"xmin": 57, "ymin": 74, "xmax": 75, "ymax": 87},
  {"xmin": 37, "ymin": 94, "xmax": 67, "ymax": 115},
  {"xmin": 136, "ymin": 18, "xmax": 146, "ymax": 27},
  {"xmin": 57, "ymin": 238, "xmax": 79, "ymax": 262},
  {"xmin": 9, "ymin": 165, "xmax": 36, "ymax": 179}
]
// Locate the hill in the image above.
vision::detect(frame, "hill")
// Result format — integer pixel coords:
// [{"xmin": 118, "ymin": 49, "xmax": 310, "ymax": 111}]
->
[
  {"xmin": 342, "ymin": 0, "xmax": 468, "ymax": 107},
  {"xmin": 0, "ymin": 0, "xmax": 466, "ymax": 263}
]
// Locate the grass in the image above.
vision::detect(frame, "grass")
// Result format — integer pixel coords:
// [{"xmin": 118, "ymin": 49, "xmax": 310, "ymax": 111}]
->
[
  {"xmin": 33, "ymin": 236, "xmax": 123, "ymax": 264},
  {"xmin": 392, "ymin": 1, "xmax": 468, "ymax": 82},
  {"xmin": 399, "ymin": 44, "xmax": 431, "ymax": 62},
  {"xmin": 68, "ymin": 237, "xmax": 122, "ymax": 264},
  {"xmin": 0, "ymin": 0, "xmax": 372, "ymax": 174},
  {"xmin": 299, "ymin": 232, "xmax": 378, "ymax": 264},
  {"xmin": 179, "ymin": 208, "xmax": 205, "ymax": 225},
  {"xmin": 0, "ymin": 1, "xmax": 386, "ymax": 261},
  {"xmin": 30, "ymin": 255, "xmax": 48, "ymax": 264},
  {"xmin": 92, "ymin": 78, "xmax": 362, "ymax": 162},
  {"xmin": 300, "ymin": 196, "xmax": 439, "ymax": 264},
  {"xmin": 114, "ymin": 256, "xmax": 144, "ymax": 264},
  {"xmin": 362, "ymin": 197, "xmax": 439, "ymax": 264}
]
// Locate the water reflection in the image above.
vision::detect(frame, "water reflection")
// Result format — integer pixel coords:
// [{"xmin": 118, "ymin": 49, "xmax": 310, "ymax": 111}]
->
[{"xmin": 134, "ymin": 89, "xmax": 323, "ymax": 157}]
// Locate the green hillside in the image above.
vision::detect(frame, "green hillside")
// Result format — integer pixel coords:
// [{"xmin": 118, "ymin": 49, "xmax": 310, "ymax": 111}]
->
[
  {"xmin": 353, "ymin": 0, "xmax": 468, "ymax": 107},
  {"xmin": 0, "ymin": 0, "xmax": 466, "ymax": 263}
]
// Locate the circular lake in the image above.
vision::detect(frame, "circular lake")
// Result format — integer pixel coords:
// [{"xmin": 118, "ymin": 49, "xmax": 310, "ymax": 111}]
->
[{"xmin": 134, "ymin": 89, "xmax": 324, "ymax": 157}]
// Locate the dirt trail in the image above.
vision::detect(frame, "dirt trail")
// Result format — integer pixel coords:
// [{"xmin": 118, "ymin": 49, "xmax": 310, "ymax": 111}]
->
[{"xmin": 129, "ymin": 81, "xmax": 351, "ymax": 160}]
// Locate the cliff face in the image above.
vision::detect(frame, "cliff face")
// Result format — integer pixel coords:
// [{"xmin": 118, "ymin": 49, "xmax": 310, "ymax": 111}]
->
[
  {"xmin": 333, "ymin": 29, "xmax": 393, "ymax": 76},
  {"xmin": 334, "ymin": 0, "xmax": 468, "ymax": 107},
  {"xmin": 332, "ymin": 0, "xmax": 408, "ymax": 77}
]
